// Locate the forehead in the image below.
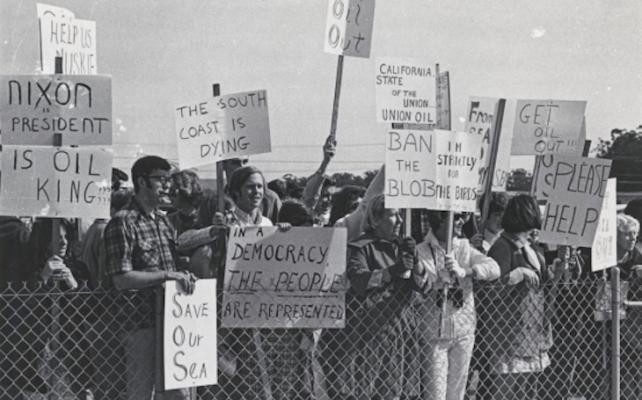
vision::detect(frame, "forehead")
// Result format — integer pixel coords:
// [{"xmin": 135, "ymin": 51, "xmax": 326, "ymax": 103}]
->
[
  {"xmin": 620, "ymin": 225, "xmax": 639, "ymax": 233},
  {"xmin": 149, "ymin": 168, "xmax": 170, "ymax": 177},
  {"xmin": 242, "ymin": 173, "xmax": 263, "ymax": 185}
]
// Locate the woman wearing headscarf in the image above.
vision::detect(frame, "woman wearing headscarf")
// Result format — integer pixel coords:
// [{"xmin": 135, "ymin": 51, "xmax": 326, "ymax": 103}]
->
[{"xmin": 320, "ymin": 194, "xmax": 430, "ymax": 400}]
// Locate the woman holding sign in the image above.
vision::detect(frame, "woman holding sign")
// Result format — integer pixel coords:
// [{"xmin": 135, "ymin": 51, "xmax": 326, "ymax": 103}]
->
[
  {"xmin": 320, "ymin": 194, "xmax": 429, "ymax": 400},
  {"xmin": 214, "ymin": 165, "xmax": 310, "ymax": 400},
  {"xmin": 415, "ymin": 210, "xmax": 500, "ymax": 400}
]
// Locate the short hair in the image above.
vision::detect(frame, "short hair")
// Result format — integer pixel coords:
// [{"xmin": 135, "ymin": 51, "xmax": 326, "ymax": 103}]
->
[
  {"xmin": 131, "ymin": 156, "xmax": 171, "ymax": 192},
  {"xmin": 426, "ymin": 210, "xmax": 448, "ymax": 231},
  {"xmin": 279, "ymin": 199, "xmax": 314, "ymax": 227},
  {"xmin": 479, "ymin": 192, "xmax": 511, "ymax": 215},
  {"xmin": 363, "ymin": 194, "xmax": 387, "ymax": 232},
  {"xmin": 227, "ymin": 165, "xmax": 265, "ymax": 203},
  {"xmin": 624, "ymin": 199, "xmax": 642, "ymax": 227},
  {"xmin": 111, "ymin": 188, "xmax": 133, "ymax": 211},
  {"xmin": 501, "ymin": 194, "xmax": 542, "ymax": 234},
  {"xmin": 111, "ymin": 168, "xmax": 129, "ymax": 191},
  {"xmin": 267, "ymin": 179, "xmax": 288, "ymax": 199},
  {"xmin": 329, "ymin": 185, "xmax": 366, "ymax": 226},
  {"xmin": 617, "ymin": 213, "xmax": 640, "ymax": 233},
  {"xmin": 170, "ymin": 170, "xmax": 203, "ymax": 206}
]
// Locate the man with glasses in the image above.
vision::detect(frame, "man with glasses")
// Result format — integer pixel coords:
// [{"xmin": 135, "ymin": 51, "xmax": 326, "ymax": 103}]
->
[{"xmin": 104, "ymin": 155, "xmax": 196, "ymax": 400}]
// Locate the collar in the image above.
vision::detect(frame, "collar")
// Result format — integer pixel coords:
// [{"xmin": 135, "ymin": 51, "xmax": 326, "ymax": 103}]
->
[
  {"xmin": 130, "ymin": 197, "xmax": 162, "ymax": 219},
  {"xmin": 233, "ymin": 207, "xmax": 262, "ymax": 226},
  {"xmin": 500, "ymin": 231, "xmax": 530, "ymax": 250},
  {"xmin": 423, "ymin": 230, "xmax": 454, "ymax": 252}
]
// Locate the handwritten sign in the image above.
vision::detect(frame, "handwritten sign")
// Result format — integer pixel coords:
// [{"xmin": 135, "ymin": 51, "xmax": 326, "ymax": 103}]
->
[
  {"xmin": 175, "ymin": 90, "xmax": 271, "ymax": 169},
  {"xmin": 591, "ymin": 178, "xmax": 617, "ymax": 272},
  {"xmin": 324, "ymin": 0, "xmax": 375, "ymax": 58},
  {"xmin": 385, "ymin": 129, "xmax": 481, "ymax": 211},
  {"xmin": 0, "ymin": 145, "xmax": 111, "ymax": 218},
  {"xmin": 465, "ymin": 97, "xmax": 512, "ymax": 191},
  {"xmin": 0, "ymin": 74, "xmax": 112, "ymax": 145},
  {"xmin": 164, "ymin": 279, "xmax": 217, "ymax": 389},
  {"xmin": 375, "ymin": 57, "xmax": 436, "ymax": 124},
  {"xmin": 37, "ymin": 3, "xmax": 97, "ymax": 74},
  {"xmin": 537, "ymin": 155, "xmax": 612, "ymax": 247},
  {"xmin": 511, "ymin": 100, "xmax": 586, "ymax": 155},
  {"xmin": 222, "ymin": 226, "xmax": 347, "ymax": 329}
]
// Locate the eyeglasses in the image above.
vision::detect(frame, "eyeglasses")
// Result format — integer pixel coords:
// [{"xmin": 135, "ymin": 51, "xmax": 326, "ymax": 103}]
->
[
  {"xmin": 146, "ymin": 175, "xmax": 170, "ymax": 185},
  {"xmin": 454, "ymin": 213, "xmax": 470, "ymax": 222}
]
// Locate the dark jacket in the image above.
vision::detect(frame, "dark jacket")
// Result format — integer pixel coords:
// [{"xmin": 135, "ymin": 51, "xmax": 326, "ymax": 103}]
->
[
  {"xmin": 321, "ymin": 232, "xmax": 428, "ymax": 400},
  {"xmin": 484, "ymin": 232, "xmax": 554, "ymax": 360}
]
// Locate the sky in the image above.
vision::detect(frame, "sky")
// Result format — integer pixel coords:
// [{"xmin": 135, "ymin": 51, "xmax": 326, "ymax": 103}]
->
[{"xmin": 1, "ymin": 0, "xmax": 640, "ymax": 180}]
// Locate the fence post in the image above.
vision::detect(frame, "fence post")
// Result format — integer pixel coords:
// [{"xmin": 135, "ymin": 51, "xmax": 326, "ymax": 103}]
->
[
  {"xmin": 155, "ymin": 288, "xmax": 164, "ymax": 393},
  {"xmin": 610, "ymin": 267, "xmax": 620, "ymax": 400}
]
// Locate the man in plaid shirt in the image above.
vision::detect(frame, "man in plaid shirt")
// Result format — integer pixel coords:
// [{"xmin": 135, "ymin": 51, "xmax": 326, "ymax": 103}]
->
[{"xmin": 105, "ymin": 155, "xmax": 196, "ymax": 400}]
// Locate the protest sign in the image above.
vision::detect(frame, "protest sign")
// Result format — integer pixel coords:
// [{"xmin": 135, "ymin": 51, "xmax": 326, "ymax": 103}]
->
[
  {"xmin": 465, "ymin": 97, "xmax": 512, "ymax": 191},
  {"xmin": 37, "ymin": 3, "xmax": 97, "ymax": 74},
  {"xmin": 0, "ymin": 145, "xmax": 111, "ymax": 219},
  {"xmin": 375, "ymin": 58, "xmax": 436, "ymax": 124},
  {"xmin": 0, "ymin": 74, "xmax": 112, "ymax": 145},
  {"xmin": 385, "ymin": 129, "xmax": 481, "ymax": 212},
  {"xmin": 175, "ymin": 90, "xmax": 271, "ymax": 169},
  {"xmin": 164, "ymin": 279, "xmax": 218, "ymax": 389},
  {"xmin": 511, "ymin": 100, "xmax": 586, "ymax": 155},
  {"xmin": 591, "ymin": 178, "xmax": 617, "ymax": 272},
  {"xmin": 222, "ymin": 226, "xmax": 347, "ymax": 329},
  {"xmin": 324, "ymin": 0, "xmax": 375, "ymax": 58},
  {"xmin": 537, "ymin": 155, "xmax": 612, "ymax": 247}
]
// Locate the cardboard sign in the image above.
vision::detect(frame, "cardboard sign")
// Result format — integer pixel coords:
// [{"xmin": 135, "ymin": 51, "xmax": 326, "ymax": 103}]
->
[
  {"xmin": 164, "ymin": 279, "xmax": 218, "ymax": 389},
  {"xmin": 385, "ymin": 129, "xmax": 481, "ymax": 212},
  {"xmin": 375, "ymin": 58, "xmax": 436, "ymax": 124},
  {"xmin": 175, "ymin": 90, "xmax": 271, "ymax": 169},
  {"xmin": 37, "ymin": 3, "xmax": 97, "ymax": 74},
  {"xmin": 0, "ymin": 146, "xmax": 111, "ymax": 218},
  {"xmin": 511, "ymin": 100, "xmax": 586, "ymax": 155},
  {"xmin": 324, "ymin": 0, "xmax": 375, "ymax": 58},
  {"xmin": 436, "ymin": 71, "xmax": 450, "ymax": 129},
  {"xmin": 591, "ymin": 178, "xmax": 617, "ymax": 272},
  {"xmin": 0, "ymin": 74, "xmax": 112, "ymax": 145},
  {"xmin": 537, "ymin": 155, "xmax": 612, "ymax": 247},
  {"xmin": 222, "ymin": 226, "xmax": 347, "ymax": 329},
  {"xmin": 465, "ymin": 97, "xmax": 513, "ymax": 191}
]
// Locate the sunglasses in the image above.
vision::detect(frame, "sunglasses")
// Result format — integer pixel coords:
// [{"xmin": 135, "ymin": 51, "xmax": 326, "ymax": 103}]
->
[
  {"xmin": 146, "ymin": 175, "xmax": 170, "ymax": 185},
  {"xmin": 454, "ymin": 213, "xmax": 470, "ymax": 222}
]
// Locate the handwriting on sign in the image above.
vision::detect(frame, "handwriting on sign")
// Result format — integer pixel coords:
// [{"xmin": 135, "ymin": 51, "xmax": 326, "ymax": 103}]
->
[
  {"xmin": 175, "ymin": 90, "xmax": 270, "ymax": 169},
  {"xmin": 165, "ymin": 284, "xmax": 218, "ymax": 387},
  {"xmin": 324, "ymin": 0, "xmax": 375, "ymax": 58},
  {"xmin": 222, "ymin": 227, "xmax": 347, "ymax": 329},
  {"xmin": 512, "ymin": 100, "xmax": 586, "ymax": 156},
  {"xmin": 536, "ymin": 155, "xmax": 612, "ymax": 247}
]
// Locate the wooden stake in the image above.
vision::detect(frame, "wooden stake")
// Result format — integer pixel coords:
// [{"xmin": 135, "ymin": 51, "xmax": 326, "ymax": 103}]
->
[
  {"xmin": 479, "ymin": 99, "xmax": 506, "ymax": 227},
  {"xmin": 435, "ymin": 63, "xmax": 454, "ymax": 338},
  {"xmin": 212, "ymin": 83, "xmax": 226, "ymax": 213},
  {"xmin": 329, "ymin": 55, "xmax": 344, "ymax": 141}
]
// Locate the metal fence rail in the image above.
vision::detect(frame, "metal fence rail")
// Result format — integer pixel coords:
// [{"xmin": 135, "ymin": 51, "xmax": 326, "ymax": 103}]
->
[{"xmin": 0, "ymin": 277, "xmax": 640, "ymax": 400}]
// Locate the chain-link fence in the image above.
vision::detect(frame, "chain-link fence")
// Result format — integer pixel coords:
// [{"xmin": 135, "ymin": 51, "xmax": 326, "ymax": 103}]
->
[{"xmin": 0, "ymin": 276, "xmax": 640, "ymax": 400}]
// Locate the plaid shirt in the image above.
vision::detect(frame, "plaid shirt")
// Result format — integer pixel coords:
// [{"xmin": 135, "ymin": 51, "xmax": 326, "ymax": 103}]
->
[{"xmin": 104, "ymin": 197, "xmax": 178, "ymax": 277}]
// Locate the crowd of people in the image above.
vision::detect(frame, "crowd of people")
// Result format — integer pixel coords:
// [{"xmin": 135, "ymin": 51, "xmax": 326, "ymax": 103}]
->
[{"xmin": 1, "ymin": 138, "xmax": 642, "ymax": 400}]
